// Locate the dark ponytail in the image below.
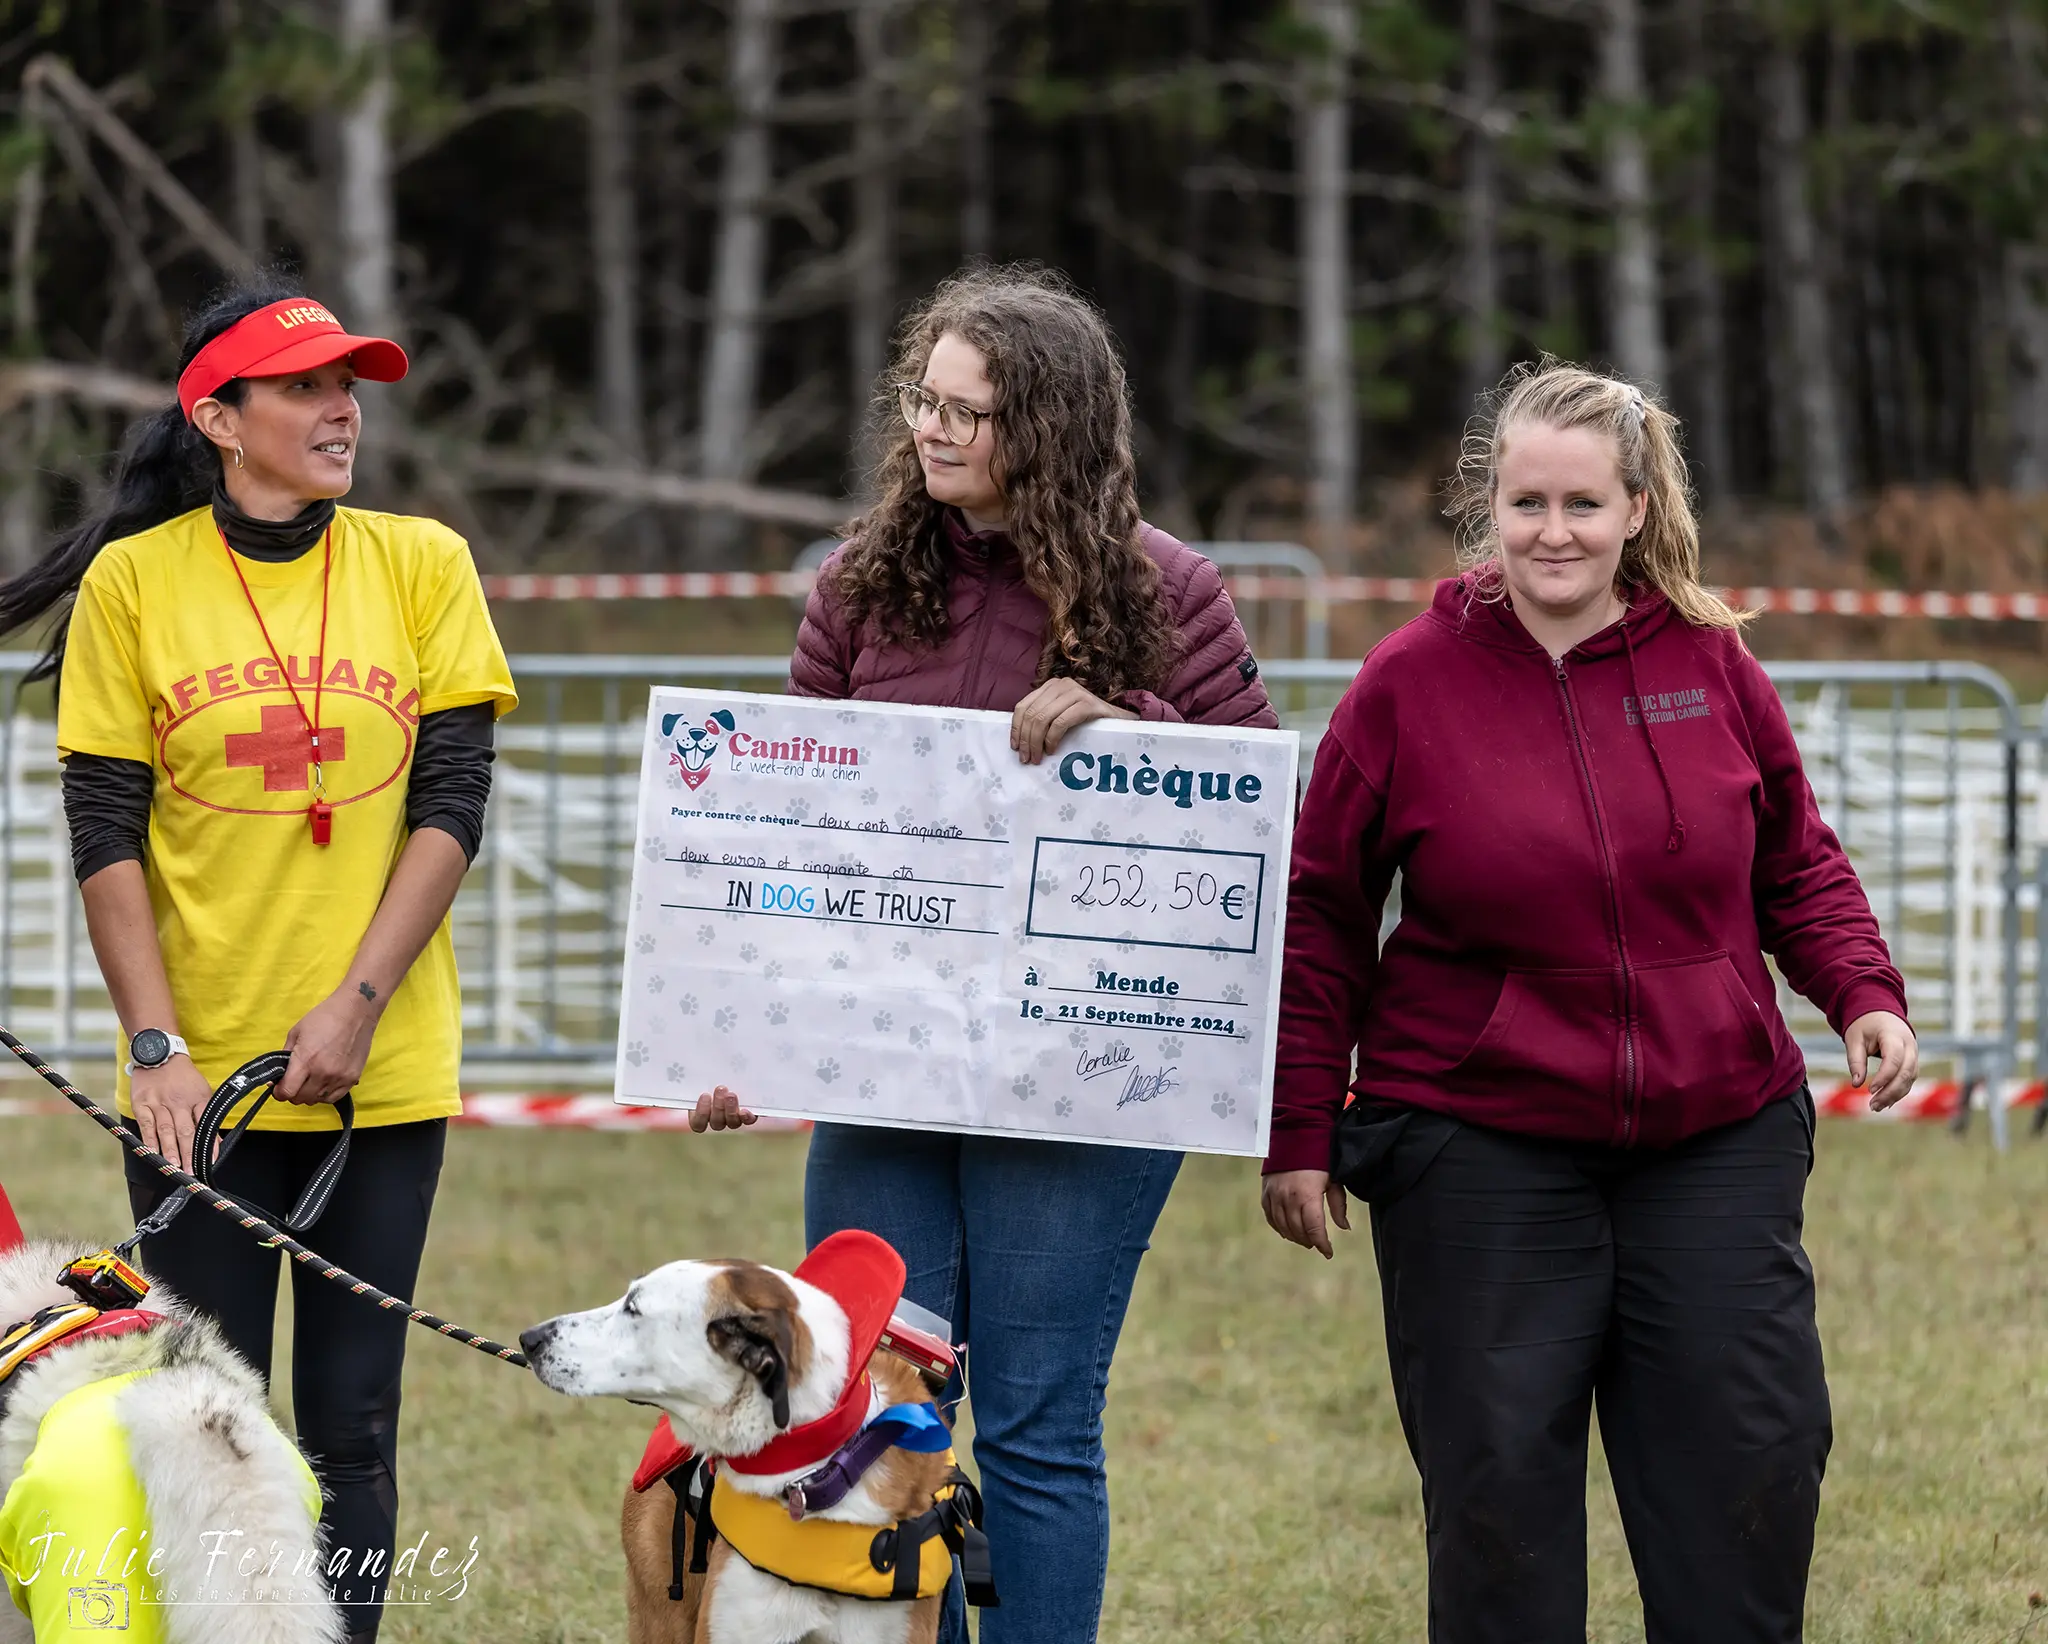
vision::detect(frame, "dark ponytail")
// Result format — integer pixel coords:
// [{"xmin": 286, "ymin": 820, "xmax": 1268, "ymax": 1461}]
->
[{"xmin": 0, "ymin": 274, "xmax": 308, "ymax": 687}]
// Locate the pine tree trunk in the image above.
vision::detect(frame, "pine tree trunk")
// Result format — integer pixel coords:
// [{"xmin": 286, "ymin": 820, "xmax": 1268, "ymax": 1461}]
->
[
  {"xmin": 1759, "ymin": 38, "xmax": 1850, "ymax": 518},
  {"xmin": 1600, "ymin": 0, "xmax": 1665, "ymax": 387},
  {"xmin": 850, "ymin": 0, "xmax": 897, "ymax": 485},
  {"xmin": 1676, "ymin": 0, "xmax": 1730, "ymax": 502},
  {"xmin": 696, "ymin": 0, "xmax": 778, "ymax": 555},
  {"xmin": 335, "ymin": 0, "xmax": 394, "ymax": 336},
  {"xmin": 1460, "ymin": 0, "xmax": 1504, "ymax": 406},
  {"xmin": 2004, "ymin": 1, "xmax": 2048, "ymax": 491},
  {"xmin": 957, "ymin": 0, "xmax": 993, "ymax": 262},
  {"xmin": 589, "ymin": 0, "xmax": 643, "ymax": 461},
  {"xmin": 1296, "ymin": 0, "xmax": 1355, "ymax": 561},
  {"xmin": 219, "ymin": 0, "xmax": 264, "ymax": 258}
]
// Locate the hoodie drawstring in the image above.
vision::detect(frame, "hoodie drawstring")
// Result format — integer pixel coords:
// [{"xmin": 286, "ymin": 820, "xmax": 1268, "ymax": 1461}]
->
[{"xmin": 1622, "ymin": 619, "xmax": 1687, "ymax": 853}]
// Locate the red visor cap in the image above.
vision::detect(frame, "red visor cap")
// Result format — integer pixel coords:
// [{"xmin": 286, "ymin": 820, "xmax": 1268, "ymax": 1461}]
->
[
  {"xmin": 0, "ymin": 1181, "xmax": 23, "ymax": 1253},
  {"xmin": 177, "ymin": 298, "xmax": 408, "ymax": 423},
  {"xmin": 792, "ymin": 1229, "xmax": 906, "ymax": 1384}
]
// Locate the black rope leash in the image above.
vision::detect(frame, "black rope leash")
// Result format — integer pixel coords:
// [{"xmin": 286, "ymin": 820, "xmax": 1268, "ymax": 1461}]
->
[{"xmin": 1, "ymin": 1026, "xmax": 528, "ymax": 1369}]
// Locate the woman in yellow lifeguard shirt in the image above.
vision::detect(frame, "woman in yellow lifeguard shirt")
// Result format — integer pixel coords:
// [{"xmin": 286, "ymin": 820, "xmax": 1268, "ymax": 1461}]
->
[{"xmin": 0, "ymin": 279, "xmax": 515, "ymax": 1644}]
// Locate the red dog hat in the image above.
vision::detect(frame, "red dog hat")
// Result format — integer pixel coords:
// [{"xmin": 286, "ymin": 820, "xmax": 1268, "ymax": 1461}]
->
[{"xmin": 0, "ymin": 1180, "xmax": 22, "ymax": 1253}]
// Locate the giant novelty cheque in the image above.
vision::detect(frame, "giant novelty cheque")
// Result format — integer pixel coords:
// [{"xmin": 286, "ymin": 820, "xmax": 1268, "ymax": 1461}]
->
[{"xmin": 615, "ymin": 690, "xmax": 1299, "ymax": 1155}]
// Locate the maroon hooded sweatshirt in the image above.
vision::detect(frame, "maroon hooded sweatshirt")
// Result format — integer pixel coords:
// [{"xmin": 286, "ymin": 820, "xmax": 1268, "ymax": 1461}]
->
[
  {"xmin": 1265, "ymin": 575, "xmax": 1907, "ymax": 1175},
  {"xmin": 789, "ymin": 511, "xmax": 1278, "ymax": 729}
]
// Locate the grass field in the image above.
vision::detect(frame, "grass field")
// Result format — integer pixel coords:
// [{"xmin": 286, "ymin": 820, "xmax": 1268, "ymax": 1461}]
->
[{"xmin": 7, "ymin": 1112, "xmax": 2047, "ymax": 1643}]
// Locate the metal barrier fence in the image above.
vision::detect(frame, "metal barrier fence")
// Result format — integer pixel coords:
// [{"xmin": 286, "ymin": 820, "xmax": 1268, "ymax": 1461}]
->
[{"xmin": 3, "ymin": 652, "xmax": 2039, "ymax": 1143}]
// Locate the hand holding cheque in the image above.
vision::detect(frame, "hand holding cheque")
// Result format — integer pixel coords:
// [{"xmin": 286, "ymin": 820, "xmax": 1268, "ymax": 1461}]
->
[{"xmin": 622, "ymin": 689, "xmax": 1297, "ymax": 1155}]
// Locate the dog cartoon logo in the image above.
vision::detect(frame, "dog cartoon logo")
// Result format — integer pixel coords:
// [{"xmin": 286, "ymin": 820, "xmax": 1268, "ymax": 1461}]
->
[{"xmin": 662, "ymin": 708, "xmax": 736, "ymax": 791}]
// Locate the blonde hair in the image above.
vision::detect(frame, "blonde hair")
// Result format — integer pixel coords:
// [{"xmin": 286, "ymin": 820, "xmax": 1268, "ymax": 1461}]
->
[{"xmin": 1446, "ymin": 356, "xmax": 1747, "ymax": 631}]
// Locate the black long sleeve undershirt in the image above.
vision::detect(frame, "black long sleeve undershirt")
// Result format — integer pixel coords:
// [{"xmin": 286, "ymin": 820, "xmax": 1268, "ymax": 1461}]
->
[{"xmin": 64, "ymin": 702, "xmax": 497, "ymax": 881}]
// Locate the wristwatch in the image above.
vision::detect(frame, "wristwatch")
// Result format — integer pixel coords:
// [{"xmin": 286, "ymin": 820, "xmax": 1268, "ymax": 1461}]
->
[{"xmin": 125, "ymin": 1029, "xmax": 189, "ymax": 1075}]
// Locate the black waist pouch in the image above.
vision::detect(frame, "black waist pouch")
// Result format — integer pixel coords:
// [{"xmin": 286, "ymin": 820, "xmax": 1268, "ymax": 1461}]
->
[{"xmin": 1331, "ymin": 1096, "xmax": 1459, "ymax": 1208}]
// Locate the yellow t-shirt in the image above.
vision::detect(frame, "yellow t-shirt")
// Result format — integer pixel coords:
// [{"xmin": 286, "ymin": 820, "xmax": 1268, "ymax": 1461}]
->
[{"xmin": 57, "ymin": 505, "xmax": 517, "ymax": 1130}]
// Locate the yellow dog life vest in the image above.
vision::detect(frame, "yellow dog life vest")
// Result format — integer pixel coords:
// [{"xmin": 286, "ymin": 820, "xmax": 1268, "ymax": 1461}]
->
[
  {"xmin": 708, "ymin": 1459, "xmax": 965, "ymax": 1601},
  {"xmin": 0, "ymin": 1368, "xmax": 321, "ymax": 1642}
]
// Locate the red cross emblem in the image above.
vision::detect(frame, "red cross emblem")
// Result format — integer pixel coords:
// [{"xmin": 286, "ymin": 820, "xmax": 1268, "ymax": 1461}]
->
[{"xmin": 223, "ymin": 703, "xmax": 347, "ymax": 792}]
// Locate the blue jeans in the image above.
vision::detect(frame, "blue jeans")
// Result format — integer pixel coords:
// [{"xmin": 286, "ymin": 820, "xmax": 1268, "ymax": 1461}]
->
[{"xmin": 805, "ymin": 1123, "xmax": 1182, "ymax": 1644}]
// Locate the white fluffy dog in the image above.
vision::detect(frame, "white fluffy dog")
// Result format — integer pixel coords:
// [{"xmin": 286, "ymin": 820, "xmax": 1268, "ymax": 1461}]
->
[
  {"xmin": 522, "ymin": 1230, "xmax": 979, "ymax": 1644},
  {"xmin": 0, "ymin": 1237, "xmax": 343, "ymax": 1644}
]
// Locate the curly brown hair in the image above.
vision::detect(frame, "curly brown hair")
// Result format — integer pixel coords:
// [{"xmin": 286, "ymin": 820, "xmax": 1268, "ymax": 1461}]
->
[{"xmin": 829, "ymin": 265, "xmax": 1178, "ymax": 697}]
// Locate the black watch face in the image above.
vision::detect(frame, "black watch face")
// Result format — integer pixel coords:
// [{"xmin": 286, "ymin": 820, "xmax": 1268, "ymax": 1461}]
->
[{"xmin": 131, "ymin": 1028, "xmax": 171, "ymax": 1068}]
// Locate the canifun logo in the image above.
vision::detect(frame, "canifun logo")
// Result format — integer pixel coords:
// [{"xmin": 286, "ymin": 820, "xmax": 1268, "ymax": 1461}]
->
[
  {"xmin": 661, "ymin": 709, "xmax": 861, "ymax": 792},
  {"xmin": 662, "ymin": 709, "xmax": 736, "ymax": 791}
]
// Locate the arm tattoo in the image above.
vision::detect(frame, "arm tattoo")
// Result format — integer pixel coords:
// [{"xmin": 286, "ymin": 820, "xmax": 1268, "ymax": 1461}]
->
[{"xmin": 358, "ymin": 981, "xmax": 378, "ymax": 1002}]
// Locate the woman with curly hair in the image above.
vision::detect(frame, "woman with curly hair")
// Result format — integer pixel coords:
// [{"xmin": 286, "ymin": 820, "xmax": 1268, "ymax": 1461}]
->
[{"xmin": 690, "ymin": 265, "xmax": 1275, "ymax": 1642}]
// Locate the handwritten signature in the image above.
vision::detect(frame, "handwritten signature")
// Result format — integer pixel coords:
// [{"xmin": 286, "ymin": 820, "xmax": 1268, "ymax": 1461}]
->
[
  {"xmin": 1115, "ymin": 1065, "xmax": 1179, "ymax": 1109},
  {"xmin": 1076, "ymin": 1042, "xmax": 1135, "ymax": 1083}
]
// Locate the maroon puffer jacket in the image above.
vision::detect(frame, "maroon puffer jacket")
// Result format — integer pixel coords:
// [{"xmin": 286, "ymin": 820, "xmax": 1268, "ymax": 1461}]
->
[{"xmin": 788, "ymin": 511, "xmax": 1279, "ymax": 727}]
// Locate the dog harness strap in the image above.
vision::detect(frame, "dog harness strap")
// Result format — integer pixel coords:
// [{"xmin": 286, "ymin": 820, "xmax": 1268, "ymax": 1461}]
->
[
  {"xmin": 665, "ymin": 1457, "xmax": 718, "ymax": 1599},
  {"xmin": 782, "ymin": 1400, "xmax": 952, "ymax": 1519},
  {"xmin": 664, "ymin": 1470, "xmax": 691, "ymax": 1600}
]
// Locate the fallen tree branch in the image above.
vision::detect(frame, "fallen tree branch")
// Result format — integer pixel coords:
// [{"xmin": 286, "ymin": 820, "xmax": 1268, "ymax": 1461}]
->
[
  {"xmin": 23, "ymin": 56, "xmax": 255, "ymax": 275},
  {"xmin": 0, "ymin": 359, "xmax": 855, "ymax": 529}
]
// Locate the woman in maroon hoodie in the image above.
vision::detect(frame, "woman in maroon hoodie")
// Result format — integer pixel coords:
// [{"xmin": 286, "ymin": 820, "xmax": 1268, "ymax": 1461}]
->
[
  {"xmin": 690, "ymin": 266, "xmax": 1274, "ymax": 1644},
  {"xmin": 1264, "ymin": 361, "xmax": 1915, "ymax": 1643}
]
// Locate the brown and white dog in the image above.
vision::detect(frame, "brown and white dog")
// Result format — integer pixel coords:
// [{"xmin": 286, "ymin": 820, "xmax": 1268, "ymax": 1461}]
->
[{"xmin": 520, "ymin": 1232, "xmax": 966, "ymax": 1644}]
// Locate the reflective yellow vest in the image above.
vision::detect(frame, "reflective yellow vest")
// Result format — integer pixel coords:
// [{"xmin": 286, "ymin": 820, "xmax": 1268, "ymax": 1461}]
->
[{"xmin": 0, "ymin": 1368, "xmax": 321, "ymax": 1642}]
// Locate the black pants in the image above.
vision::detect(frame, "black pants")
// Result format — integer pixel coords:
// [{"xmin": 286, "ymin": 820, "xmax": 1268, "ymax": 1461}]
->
[
  {"xmin": 1342, "ymin": 1090, "xmax": 1830, "ymax": 1644},
  {"xmin": 125, "ymin": 1118, "xmax": 447, "ymax": 1643}
]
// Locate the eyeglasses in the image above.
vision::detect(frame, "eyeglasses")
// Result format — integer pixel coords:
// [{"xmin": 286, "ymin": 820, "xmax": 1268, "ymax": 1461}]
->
[{"xmin": 896, "ymin": 382, "xmax": 995, "ymax": 447}]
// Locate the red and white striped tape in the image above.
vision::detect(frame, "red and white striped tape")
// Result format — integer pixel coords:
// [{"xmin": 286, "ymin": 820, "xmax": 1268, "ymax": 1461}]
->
[{"xmin": 477, "ymin": 569, "xmax": 2048, "ymax": 621}]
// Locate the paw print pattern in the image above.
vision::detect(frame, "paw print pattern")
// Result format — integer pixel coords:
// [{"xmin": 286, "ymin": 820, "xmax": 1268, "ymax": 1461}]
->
[
  {"xmin": 678, "ymin": 994, "xmax": 699, "ymax": 1016},
  {"xmin": 763, "ymin": 960, "xmax": 784, "ymax": 981},
  {"xmin": 817, "ymin": 1059, "xmax": 840, "ymax": 1085},
  {"xmin": 936, "ymin": 959, "xmax": 955, "ymax": 980},
  {"xmin": 1054, "ymin": 1095, "xmax": 1074, "ymax": 1118},
  {"xmin": 776, "ymin": 1041, "xmax": 796, "ymax": 1063},
  {"xmin": 957, "ymin": 754, "xmax": 977, "ymax": 775},
  {"xmin": 1221, "ymin": 984, "xmax": 1246, "ymax": 1005},
  {"xmin": 635, "ymin": 932, "xmax": 656, "ymax": 954},
  {"xmin": 1211, "ymin": 1092, "xmax": 1237, "ymax": 1119},
  {"xmin": 908, "ymin": 1024, "xmax": 932, "ymax": 1048},
  {"xmin": 893, "ymin": 941, "xmax": 911, "ymax": 961},
  {"xmin": 857, "ymin": 1079, "xmax": 878, "ymax": 1100},
  {"xmin": 715, "ymin": 1007, "xmax": 738, "ymax": 1032},
  {"xmin": 625, "ymin": 1041, "xmax": 648, "ymax": 1067},
  {"xmin": 1178, "ymin": 831, "xmax": 1204, "ymax": 848},
  {"xmin": 1068, "ymin": 1027, "xmax": 1089, "ymax": 1048},
  {"xmin": 841, "ymin": 993, "xmax": 858, "ymax": 1010},
  {"xmin": 985, "ymin": 815, "xmax": 1008, "ymax": 837},
  {"xmin": 895, "ymin": 807, "xmax": 916, "ymax": 827},
  {"xmin": 665, "ymin": 1062, "xmax": 687, "ymax": 1084},
  {"xmin": 787, "ymin": 798, "xmax": 810, "ymax": 820},
  {"xmin": 642, "ymin": 838, "xmax": 663, "ymax": 861},
  {"xmin": 1059, "ymin": 803, "xmax": 1077, "ymax": 823},
  {"xmin": 1012, "ymin": 1075, "xmax": 1037, "ymax": 1101},
  {"xmin": 830, "ymin": 951, "xmax": 850, "ymax": 970},
  {"xmin": 942, "ymin": 718, "xmax": 964, "ymax": 733},
  {"xmin": 873, "ymin": 1011, "xmax": 894, "ymax": 1032},
  {"xmin": 1252, "ymin": 816, "xmax": 1274, "ymax": 838},
  {"xmin": 646, "ymin": 975, "xmax": 666, "ymax": 995},
  {"xmin": 838, "ymin": 710, "xmax": 860, "ymax": 724},
  {"xmin": 698, "ymin": 925, "xmax": 716, "ymax": 946},
  {"xmin": 765, "ymin": 1002, "xmax": 790, "ymax": 1025},
  {"xmin": 1159, "ymin": 1036, "xmax": 1184, "ymax": 1058},
  {"xmin": 862, "ymin": 787, "xmax": 880, "ymax": 806},
  {"xmin": 966, "ymin": 1019, "xmax": 988, "ymax": 1043},
  {"xmin": 962, "ymin": 977, "xmax": 981, "ymax": 1001},
  {"xmin": 1091, "ymin": 822, "xmax": 1113, "ymax": 841},
  {"xmin": 682, "ymin": 862, "xmax": 704, "ymax": 879},
  {"xmin": 986, "ymin": 775, "xmax": 1006, "ymax": 797},
  {"xmin": 913, "ymin": 736, "xmax": 933, "ymax": 756},
  {"xmin": 738, "ymin": 943, "xmax": 759, "ymax": 963}
]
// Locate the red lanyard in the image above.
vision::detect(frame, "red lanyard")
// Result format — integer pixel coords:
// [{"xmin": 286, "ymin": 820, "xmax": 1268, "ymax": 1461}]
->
[{"xmin": 218, "ymin": 523, "xmax": 335, "ymax": 845}]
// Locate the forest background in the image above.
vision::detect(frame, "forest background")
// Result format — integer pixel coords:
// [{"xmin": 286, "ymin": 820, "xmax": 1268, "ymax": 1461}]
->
[{"xmin": 3, "ymin": 0, "xmax": 2048, "ymax": 666}]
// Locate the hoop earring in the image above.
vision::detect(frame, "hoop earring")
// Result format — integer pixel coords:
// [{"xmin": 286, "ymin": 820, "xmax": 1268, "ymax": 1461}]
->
[{"xmin": 232, "ymin": 444, "xmax": 245, "ymax": 470}]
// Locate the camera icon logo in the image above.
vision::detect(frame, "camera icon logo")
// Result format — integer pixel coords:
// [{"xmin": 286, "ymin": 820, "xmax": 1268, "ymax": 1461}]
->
[{"xmin": 66, "ymin": 1580, "xmax": 131, "ymax": 1630}]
